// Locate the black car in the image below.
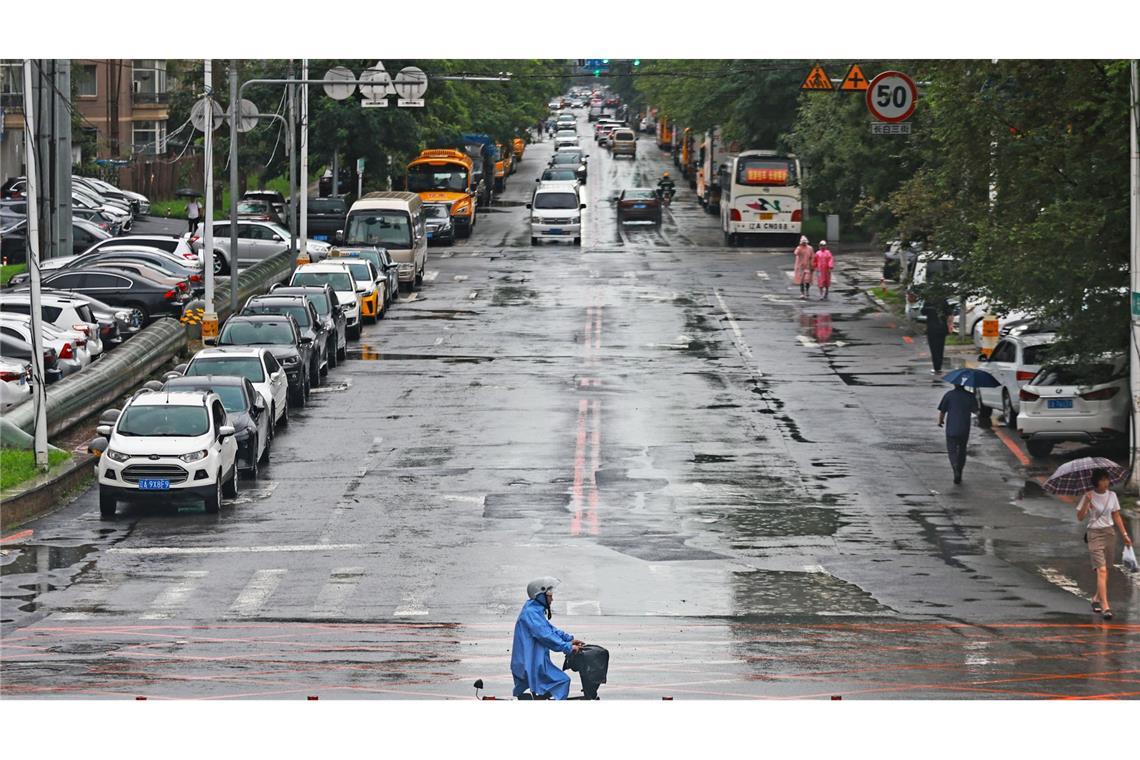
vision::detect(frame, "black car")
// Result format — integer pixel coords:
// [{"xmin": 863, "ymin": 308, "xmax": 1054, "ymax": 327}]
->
[
  {"xmin": 38, "ymin": 268, "xmax": 190, "ymax": 325},
  {"xmin": 60, "ymin": 250, "xmax": 203, "ymax": 295},
  {"xmin": 0, "ymin": 218, "xmax": 112, "ymax": 265},
  {"xmin": 306, "ymin": 197, "xmax": 347, "ymax": 241},
  {"xmin": 549, "ymin": 151, "xmax": 588, "ymax": 182},
  {"xmin": 239, "ymin": 295, "xmax": 329, "ymax": 387},
  {"xmin": 0, "ymin": 333, "xmax": 63, "ymax": 383},
  {"xmin": 267, "ymin": 284, "xmax": 347, "ymax": 364},
  {"xmin": 163, "ymin": 374, "xmax": 271, "ymax": 478},
  {"xmin": 217, "ymin": 314, "xmax": 313, "ymax": 407}
]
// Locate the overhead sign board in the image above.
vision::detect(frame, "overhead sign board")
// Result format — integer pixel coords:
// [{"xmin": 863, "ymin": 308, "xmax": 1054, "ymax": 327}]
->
[
  {"xmin": 800, "ymin": 64, "xmax": 833, "ymax": 91},
  {"xmin": 866, "ymin": 70, "xmax": 918, "ymax": 123},
  {"xmin": 394, "ymin": 67, "xmax": 429, "ymax": 101},
  {"xmin": 839, "ymin": 64, "xmax": 870, "ymax": 92}
]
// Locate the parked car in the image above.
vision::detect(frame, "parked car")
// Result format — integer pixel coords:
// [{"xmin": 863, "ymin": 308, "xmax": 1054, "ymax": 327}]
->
[
  {"xmin": 25, "ymin": 289, "xmax": 130, "ymax": 349},
  {"xmin": 882, "ymin": 240, "xmax": 923, "ymax": 282},
  {"xmin": 68, "ymin": 250, "xmax": 203, "ymax": 294},
  {"xmin": 306, "ymin": 197, "xmax": 348, "ymax": 241},
  {"xmin": 217, "ymin": 313, "xmax": 313, "ymax": 407},
  {"xmin": 616, "ymin": 188, "xmax": 661, "ymax": 225},
  {"xmin": 976, "ymin": 333, "xmax": 1057, "ymax": 430},
  {"xmin": 905, "ymin": 253, "xmax": 958, "ymax": 321},
  {"xmin": 236, "ymin": 198, "xmax": 287, "ymax": 227},
  {"xmin": 0, "ymin": 333, "xmax": 63, "ymax": 383},
  {"xmin": 0, "ymin": 356, "xmax": 32, "ymax": 410},
  {"xmin": 323, "ymin": 258, "xmax": 384, "ymax": 322},
  {"xmin": 37, "ymin": 267, "xmax": 190, "ymax": 325},
  {"xmin": 0, "ymin": 293, "xmax": 103, "ymax": 354},
  {"xmin": 267, "ymin": 284, "xmax": 347, "ymax": 364},
  {"xmin": 96, "ymin": 389, "xmax": 239, "ymax": 518},
  {"xmin": 81, "ymin": 234, "xmax": 200, "ymax": 264},
  {"xmin": 239, "ymin": 295, "xmax": 330, "ymax": 385},
  {"xmin": 289, "ymin": 264, "xmax": 362, "ymax": 340},
  {"xmin": 0, "ymin": 315, "xmax": 91, "ymax": 376},
  {"xmin": 190, "ymin": 220, "xmax": 332, "ymax": 273},
  {"xmin": 70, "ymin": 207, "xmax": 124, "ymax": 236},
  {"xmin": 162, "ymin": 375, "xmax": 271, "ymax": 479},
  {"xmin": 324, "ymin": 248, "xmax": 399, "ymax": 316},
  {"xmin": 0, "ymin": 218, "xmax": 112, "ymax": 264},
  {"xmin": 242, "ymin": 190, "xmax": 288, "ymax": 223},
  {"xmin": 1017, "ymin": 356, "xmax": 1129, "ymax": 457},
  {"xmin": 183, "ymin": 347, "xmax": 290, "ymax": 431},
  {"xmin": 424, "ymin": 203, "xmax": 455, "ymax": 246}
]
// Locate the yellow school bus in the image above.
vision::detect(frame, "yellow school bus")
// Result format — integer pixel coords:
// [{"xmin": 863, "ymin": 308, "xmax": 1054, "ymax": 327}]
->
[
  {"xmin": 406, "ymin": 149, "xmax": 478, "ymax": 238},
  {"xmin": 512, "ymin": 137, "xmax": 525, "ymax": 161}
]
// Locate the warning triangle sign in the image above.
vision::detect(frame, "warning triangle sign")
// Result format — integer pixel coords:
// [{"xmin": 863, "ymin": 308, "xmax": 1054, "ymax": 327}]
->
[
  {"xmin": 839, "ymin": 64, "xmax": 870, "ymax": 92},
  {"xmin": 800, "ymin": 64, "xmax": 833, "ymax": 91}
]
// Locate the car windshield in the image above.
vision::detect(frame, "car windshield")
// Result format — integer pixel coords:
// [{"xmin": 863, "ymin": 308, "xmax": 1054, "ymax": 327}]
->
[
  {"xmin": 425, "ymin": 205, "xmax": 449, "ymax": 219},
  {"xmin": 552, "ymin": 153, "xmax": 581, "ymax": 165},
  {"xmin": 185, "ymin": 356, "xmax": 265, "ymax": 383},
  {"xmin": 168, "ymin": 384, "xmax": 247, "ymax": 413},
  {"xmin": 343, "ymin": 263, "xmax": 372, "ymax": 284},
  {"xmin": 244, "ymin": 304, "xmax": 311, "ymax": 328},
  {"xmin": 624, "ymin": 189, "xmax": 656, "ymax": 200},
  {"xmin": 407, "ymin": 164, "xmax": 469, "ymax": 193},
  {"xmin": 1033, "ymin": 364, "xmax": 1121, "ymax": 387},
  {"xmin": 543, "ymin": 170, "xmax": 577, "ymax": 182},
  {"xmin": 117, "ymin": 405, "xmax": 210, "ymax": 437},
  {"xmin": 308, "ymin": 198, "xmax": 346, "ymax": 214},
  {"xmin": 292, "ymin": 271, "xmax": 354, "ymax": 292},
  {"xmin": 238, "ymin": 200, "xmax": 270, "ymax": 214},
  {"xmin": 344, "ymin": 210, "xmax": 412, "ymax": 248},
  {"xmin": 219, "ymin": 321, "xmax": 295, "ymax": 345},
  {"xmin": 534, "ymin": 192, "xmax": 579, "ymax": 210}
]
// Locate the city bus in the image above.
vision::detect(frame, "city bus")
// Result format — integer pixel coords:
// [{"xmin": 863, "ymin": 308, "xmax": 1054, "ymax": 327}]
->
[
  {"xmin": 719, "ymin": 150, "xmax": 802, "ymax": 246},
  {"xmin": 406, "ymin": 149, "xmax": 477, "ymax": 238}
]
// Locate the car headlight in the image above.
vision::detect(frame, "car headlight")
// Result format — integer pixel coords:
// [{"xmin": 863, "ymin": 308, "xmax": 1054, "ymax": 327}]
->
[
  {"xmin": 105, "ymin": 449, "xmax": 130, "ymax": 463},
  {"xmin": 570, "ymin": 216, "xmax": 581, "ymax": 224},
  {"xmin": 179, "ymin": 450, "xmax": 209, "ymax": 463},
  {"xmin": 453, "ymin": 199, "xmax": 471, "ymax": 214}
]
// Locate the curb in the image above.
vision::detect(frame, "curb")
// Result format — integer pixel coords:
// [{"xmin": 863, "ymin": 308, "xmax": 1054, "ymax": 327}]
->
[{"xmin": 0, "ymin": 452, "xmax": 95, "ymax": 532}]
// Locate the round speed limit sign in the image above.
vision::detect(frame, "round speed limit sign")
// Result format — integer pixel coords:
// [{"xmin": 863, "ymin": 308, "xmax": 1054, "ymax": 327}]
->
[{"xmin": 866, "ymin": 71, "xmax": 917, "ymax": 123}]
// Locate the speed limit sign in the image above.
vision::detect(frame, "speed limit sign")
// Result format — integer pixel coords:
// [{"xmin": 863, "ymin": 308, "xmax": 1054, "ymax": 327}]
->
[{"xmin": 866, "ymin": 71, "xmax": 917, "ymax": 123}]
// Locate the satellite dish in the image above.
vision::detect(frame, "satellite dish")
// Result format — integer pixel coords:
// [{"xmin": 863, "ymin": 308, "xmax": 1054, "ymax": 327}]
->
[
  {"xmin": 190, "ymin": 97, "xmax": 224, "ymax": 132},
  {"xmin": 323, "ymin": 66, "xmax": 356, "ymax": 101},
  {"xmin": 394, "ymin": 67, "xmax": 429, "ymax": 100},
  {"xmin": 232, "ymin": 99, "xmax": 259, "ymax": 133},
  {"xmin": 359, "ymin": 65, "xmax": 393, "ymax": 101}
]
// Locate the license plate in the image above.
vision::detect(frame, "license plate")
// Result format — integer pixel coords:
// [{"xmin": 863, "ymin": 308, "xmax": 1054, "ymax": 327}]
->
[
  {"xmin": 758, "ymin": 212, "xmax": 774, "ymax": 220},
  {"xmin": 138, "ymin": 479, "xmax": 170, "ymax": 490},
  {"xmin": 1048, "ymin": 399, "xmax": 1073, "ymax": 409},
  {"xmin": 427, "ymin": 232, "xmax": 433, "ymax": 239},
  {"xmin": 548, "ymin": 228, "xmax": 563, "ymax": 234},
  {"xmin": 314, "ymin": 234, "xmax": 329, "ymax": 241},
  {"xmin": 633, "ymin": 204, "xmax": 646, "ymax": 209}
]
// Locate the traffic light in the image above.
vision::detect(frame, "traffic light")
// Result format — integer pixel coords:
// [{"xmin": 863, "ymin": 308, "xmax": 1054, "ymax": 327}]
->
[{"xmin": 633, "ymin": 59, "xmax": 641, "ymax": 67}]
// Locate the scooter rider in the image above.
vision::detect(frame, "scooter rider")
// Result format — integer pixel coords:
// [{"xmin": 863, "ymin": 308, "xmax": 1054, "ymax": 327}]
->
[
  {"xmin": 657, "ymin": 171, "xmax": 676, "ymax": 200},
  {"xmin": 510, "ymin": 577, "xmax": 584, "ymax": 700}
]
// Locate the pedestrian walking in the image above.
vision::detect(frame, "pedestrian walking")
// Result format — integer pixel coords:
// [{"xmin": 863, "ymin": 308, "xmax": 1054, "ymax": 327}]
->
[
  {"xmin": 1076, "ymin": 469, "xmax": 1133, "ymax": 620},
  {"xmin": 937, "ymin": 378, "xmax": 976, "ymax": 484},
  {"xmin": 922, "ymin": 297, "xmax": 951, "ymax": 374},
  {"xmin": 186, "ymin": 196, "xmax": 201, "ymax": 235},
  {"xmin": 793, "ymin": 236, "xmax": 814, "ymax": 299},
  {"xmin": 813, "ymin": 240, "xmax": 834, "ymax": 299}
]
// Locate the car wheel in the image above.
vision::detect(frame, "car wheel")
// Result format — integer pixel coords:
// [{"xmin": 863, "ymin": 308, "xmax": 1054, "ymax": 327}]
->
[
  {"xmin": 222, "ymin": 465, "xmax": 239, "ymax": 498},
  {"xmin": 327, "ymin": 344, "xmax": 337, "ymax": 369},
  {"xmin": 337, "ymin": 343, "xmax": 347, "ymax": 362},
  {"xmin": 1002, "ymin": 392, "xmax": 1017, "ymax": 430},
  {"xmin": 126, "ymin": 302, "xmax": 149, "ymax": 325},
  {"xmin": 531, "ymin": 237, "xmax": 539, "ymax": 246},
  {"xmin": 213, "ymin": 251, "xmax": 230, "ymax": 276},
  {"xmin": 204, "ymin": 476, "xmax": 222, "ymax": 513},
  {"xmin": 259, "ymin": 430, "xmax": 271, "ymax": 464},
  {"xmin": 309, "ymin": 359, "xmax": 321, "ymax": 389},
  {"xmin": 279, "ymin": 398, "xmax": 290, "ymax": 426},
  {"xmin": 99, "ymin": 488, "xmax": 116, "ymax": 520},
  {"xmin": 977, "ymin": 400, "xmax": 993, "ymax": 425},
  {"xmin": 573, "ymin": 237, "xmax": 581, "ymax": 246},
  {"xmin": 348, "ymin": 324, "xmax": 361, "ymax": 340},
  {"xmin": 415, "ymin": 268, "xmax": 423, "ymax": 287},
  {"xmin": 243, "ymin": 441, "xmax": 259, "ymax": 480},
  {"xmin": 1027, "ymin": 440, "xmax": 1054, "ymax": 458}
]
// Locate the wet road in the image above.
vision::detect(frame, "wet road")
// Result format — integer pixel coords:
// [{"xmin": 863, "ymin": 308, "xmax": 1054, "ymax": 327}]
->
[{"xmin": 2, "ymin": 112, "xmax": 1138, "ymax": 699}]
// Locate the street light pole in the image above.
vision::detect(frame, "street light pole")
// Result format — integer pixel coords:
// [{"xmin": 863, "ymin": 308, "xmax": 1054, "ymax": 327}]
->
[
  {"xmin": 299, "ymin": 59, "xmax": 309, "ymax": 260},
  {"xmin": 22, "ymin": 60, "xmax": 48, "ymax": 470},
  {"xmin": 1129, "ymin": 59, "xmax": 1139, "ymax": 491},
  {"xmin": 202, "ymin": 59, "xmax": 217, "ymax": 339},
  {"xmin": 288, "ymin": 60, "xmax": 297, "ymax": 261},
  {"xmin": 229, "ymin": 63, "xmax": 240, "ymax": 316}
]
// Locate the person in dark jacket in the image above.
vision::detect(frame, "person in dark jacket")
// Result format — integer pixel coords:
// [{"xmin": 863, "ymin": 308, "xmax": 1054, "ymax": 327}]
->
[
  {"xmin": 938, "ymin": 378, "xmax": 977, "ymax": 484},
  {"xmin": 922, "ymin": 298, "xmax": 951, "ymax": 373},
  {"xmin": 510, "ymin": 577, "xmax": 584, "ymax": 700}
]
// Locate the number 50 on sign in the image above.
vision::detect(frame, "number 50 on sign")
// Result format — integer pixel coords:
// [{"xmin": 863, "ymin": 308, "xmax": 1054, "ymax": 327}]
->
[{"xmin": 866, "ymin": 71, "xmax": 917, "ymax": 123}]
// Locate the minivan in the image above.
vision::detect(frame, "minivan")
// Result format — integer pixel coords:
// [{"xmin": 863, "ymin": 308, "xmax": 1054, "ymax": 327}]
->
[
  {"xmin": 529, "ymin": 183, "xmax": 586, "ymax": 246},
  {"xmin": 339, "ymin": 192, "xmax": 427, "ymax": 290}
]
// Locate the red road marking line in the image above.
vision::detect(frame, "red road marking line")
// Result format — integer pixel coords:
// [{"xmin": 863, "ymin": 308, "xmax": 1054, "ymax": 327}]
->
[
  {"xmin": 571, "ymin": 398, "xmax": 589, "ymax": 536},
  {"xmin": 902, "ymin": 336, "xmax": 914, "ymax": 344},
  {"xmin": 0, "ymin": 529, "xmax": 34, "ymax": 544},
  {"xmin": 992, "ymin": 426, "xmax": 1031, "ymax": 467},
  {"xmin": 588, "ymin": 399, "xmax": 600, "ymax": 536}
]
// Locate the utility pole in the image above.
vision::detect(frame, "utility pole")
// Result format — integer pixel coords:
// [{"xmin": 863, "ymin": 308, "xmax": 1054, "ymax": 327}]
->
[
  {"xmin": 229, "ymin": 63, "xmax": 240, "ymax": 316},
  {"xmin": 23, "ymin": 60, "xmax": 48, "ymax": 470},
  {"xmin": 202, "ymin": 60, "xmax": 217, "ymax": 341},
  {"xmin": 287, "ymin": 60, "xmax": 297, "ymax": 260},
  {"xmin": 299, "ymin": 58, "xmax": 309, "ymax": 260},
  {"xmin": 1129, "ymin": 59, "xmax": 1139, "ymax": 491}
]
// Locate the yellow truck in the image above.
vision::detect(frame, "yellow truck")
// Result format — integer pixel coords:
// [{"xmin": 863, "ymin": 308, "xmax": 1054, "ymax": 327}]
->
[
  {"xmin": 406, "ymin": 149, "xmax": 478, "ymax": 238},
  {"xmin": 512, "ymin": 137, "xmax": 526, "ymax": 161}
]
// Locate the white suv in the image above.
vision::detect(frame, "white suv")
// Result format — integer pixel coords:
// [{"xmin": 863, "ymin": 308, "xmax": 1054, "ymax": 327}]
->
[
  {"xmin": 1017, "ymin": 357, "xmax": 1129, "ymax": 458},
  {"xmin": 289, "ymin": 263, "xmax": 364, "ymax": 339},
  {"xmin": 98, "ymin": 390, "xmax": 238, "ymax": 518},
  {"xmin": 529, "ymin": 183, "xmax": 586, "ymax": 246}
]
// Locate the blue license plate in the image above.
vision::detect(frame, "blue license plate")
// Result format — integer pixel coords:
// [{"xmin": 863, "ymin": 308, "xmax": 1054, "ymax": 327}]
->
[
  {"xmin": 314, "ymin": 234, "xmax": 329, "ymax": 241},
  {"xmin": 427, "ymin": 232, "xmax": 433, "ymax": 239},
  {"xmin": 1047, "ymin": 399, "xmax": 1073, "ymax": 409},
  {"xmin": 138, "ymin": 479, "xmax": 170, "ymax": 490},
  {"xmin": 633, "ymin": 204, "xmax": 646, "ymax": 209},
  {"xmin": 549, "ymin": 228, "xmax": 563, "ymax": 234}
]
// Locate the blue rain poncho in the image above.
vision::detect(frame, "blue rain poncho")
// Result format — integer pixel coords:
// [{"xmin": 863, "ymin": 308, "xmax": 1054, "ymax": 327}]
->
[{"xmin": 511, "ymin": 596, "xmax": 574, "ymax": 699}]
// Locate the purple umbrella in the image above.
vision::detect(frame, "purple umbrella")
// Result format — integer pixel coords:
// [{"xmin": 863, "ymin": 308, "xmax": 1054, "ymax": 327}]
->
[{"xmin": 1042, "ymin": 457, "xmax": 1130, "ymax": 496}]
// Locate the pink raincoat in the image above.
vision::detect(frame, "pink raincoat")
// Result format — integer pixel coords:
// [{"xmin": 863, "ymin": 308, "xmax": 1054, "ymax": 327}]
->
[
  {"xmin": 813, "ymin": 247, "xmax": 834, "ymax": 288},
  {"xmin": 793, "ymin": 244, "xmax": 814, "ymax": 285}
]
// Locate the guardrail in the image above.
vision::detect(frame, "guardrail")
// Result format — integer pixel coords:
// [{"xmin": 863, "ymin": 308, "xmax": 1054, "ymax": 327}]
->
[{"xmin": 3, "ymin": 250, "xmax": 293, "ymax": 439}]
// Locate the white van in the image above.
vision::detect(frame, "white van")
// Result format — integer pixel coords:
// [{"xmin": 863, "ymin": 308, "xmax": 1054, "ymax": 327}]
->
[
  {"xmin": 339, "ymin": 192, "xmax": 427, "ymax": 289},
  {"xmin": 529, "ymin": 182, "xmax": 586, "ymax": 246}
]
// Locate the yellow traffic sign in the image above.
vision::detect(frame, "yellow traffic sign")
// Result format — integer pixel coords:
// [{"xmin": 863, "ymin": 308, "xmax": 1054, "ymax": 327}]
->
[
  {"xmin": 800, "ymin": 64, "xmax": 834, "ymax": 91},
  {"xmin": 839, "ymin": 64, "xmax": 870, "ymax": 92}
]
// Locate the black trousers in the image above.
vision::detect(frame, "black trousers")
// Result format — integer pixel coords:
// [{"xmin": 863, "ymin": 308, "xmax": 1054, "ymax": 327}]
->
[
  {"xmin": 927, "ymin": 330, "xmax": 947, "ymax": 371},
  {"xmin": 946, "ymin": 435, "xmax": 968, "ymax": 474},
  {"xmin": 188, "ymin": 217, "xmax": 199, "ymax": 233}
]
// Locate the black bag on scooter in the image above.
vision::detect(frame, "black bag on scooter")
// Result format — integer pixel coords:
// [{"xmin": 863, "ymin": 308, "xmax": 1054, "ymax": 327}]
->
[{"xmin": 562, "ymin": 644, "xmax": 609, "ymax": 700}]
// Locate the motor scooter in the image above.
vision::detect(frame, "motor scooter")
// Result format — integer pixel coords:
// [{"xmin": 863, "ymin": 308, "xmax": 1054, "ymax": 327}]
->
[
  {"xmin": 655, "ymin": 187, "xmax": 675, "ymax": 208},
  {"xmin": 474, "ymin": 644, "xmax": 610, "ymax": 700}
]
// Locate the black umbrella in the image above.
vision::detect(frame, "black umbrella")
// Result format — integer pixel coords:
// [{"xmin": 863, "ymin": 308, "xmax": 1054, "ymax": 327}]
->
[{"xmin": 174, "ymin": 187, "xmax": 202, "ymax": 198}]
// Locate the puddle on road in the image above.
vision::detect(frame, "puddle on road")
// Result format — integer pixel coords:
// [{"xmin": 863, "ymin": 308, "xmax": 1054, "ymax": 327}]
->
[
  {"xmin": 600, "ymin": 533, "xmax": 727, "ymax": 562},
  {"xmin": 719, "ymin": 504, "xmax": 847, "ymax": 543},
  {"xmin": 492, "ymin": 286, "xmax": 537, "ymax": 306},
  {"xmin": 732, "ymin": 569, "xmax": 891, "ymax": 616},
  {"xmin": 1, "ymin": 544, "xmax": 97, "ymax": 617},
  {"xmin": 693, "ymin": 454, "xmax": 737, "ymax": 464},
  {"xmin": 389, "ymin": 310, "xmax": 478, "ymax": 320}
]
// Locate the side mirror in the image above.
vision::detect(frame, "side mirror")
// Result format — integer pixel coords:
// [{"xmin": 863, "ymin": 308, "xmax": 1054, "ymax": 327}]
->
[
  {"xmin": 96, "ymin": 425, "xmax": 112, "ymax": 436},
  {"xmin": 580, "ymin": 203, "xmax": 587, "ymax": 209},
  {"xmin": 525, "ymin": 203, "xmax": 532, "ymax": 209},
  {"xmin": 218, "ymin": 425, "xmax": 236, "ymax": 439},
  {"xmin": 978, "ymin": 353, "xmax": 988, "ymax": 362},
  {"xmin": 273, "ymin": 235, "xmax": 283, "ymax": 242},
  {"xmin": 535, "ymin": 178, "xmax": 541, "ymax": 183}
]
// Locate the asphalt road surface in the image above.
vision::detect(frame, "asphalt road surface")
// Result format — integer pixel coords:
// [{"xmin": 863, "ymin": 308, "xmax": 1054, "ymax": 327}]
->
[{"xmin": 2, "ymin": 110, "xmax": 1138, "ymax": 700}]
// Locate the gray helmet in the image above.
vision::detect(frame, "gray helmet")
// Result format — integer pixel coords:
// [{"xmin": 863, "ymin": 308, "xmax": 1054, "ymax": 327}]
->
[{"xmin": 527, "ymin": 577, "xmax": 561, "ymax": 600}]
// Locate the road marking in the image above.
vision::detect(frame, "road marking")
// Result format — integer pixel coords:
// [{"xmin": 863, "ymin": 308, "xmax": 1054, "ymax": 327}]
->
[
  {"xmin": 992, "ymin": 427, "xmax": 1032, "ymax": 467},
  {"xmin": 566, "ymin": 600, "xmax": 602, "ymax": 615},
  {"xmin": 311, "ymin": 567, "xmax": 365, "ymax": 618},
  {"xmin": 0, "ymin": 529, "xmax": 34, "ymax": 544},
  {"xmin": 469, "ymin": 290, "xmax": 479, "ymax": 300},
  {"xmin": 713, "ymin": 289, "xmax": 753, "ymax": 360},
  {"xmin": 443, "ymin": 494, "xmax": 485, "ymax": 504},
  {"xmin": 140, "ymin": 571, "xmax": 208, "ymax": 619},
  {"xmin": 1037, "ymin": 567, "xmax": 1086, "ymax": 599},
  {"xmin": 755, "ymin": 271, "xmax": 770, "ymax": 280},
  {"xmin": 433, "ymin": 337, "xmax": 444, "ymax": 346},
  {"xmin": 438, "ymin": 250, "xmax": 455, "ymax": 258},
  {"xmin": 393, "ymin": 586, "xmax": 430, "ymax": 617},
  {"xmin": 110, "ymin": 544, "xmax": 363, "ymax": 556},
  {"xmin": 802, "ymin": 565, "xmax": 828, "ymax": 574},
  {"xmin": 571, "ymin": 398, "xmax": 589, "ymax": 536},
  {"xmin": 228, "ymin": 569, "xmax": 287, "ymax": 617},
  {"xmin": 453, "ymin": 275, "xmax": 468, "ymax": 282},
  {"xmin": 424, "ymin": 270, "xmax": 440, "ymax": 282}
]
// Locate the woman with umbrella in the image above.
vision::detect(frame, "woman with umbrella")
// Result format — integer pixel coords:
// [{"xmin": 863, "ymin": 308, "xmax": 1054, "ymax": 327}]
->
[{"xmin": 1045, "ymin": 459, "xmax": 1134, "ymax": 619}]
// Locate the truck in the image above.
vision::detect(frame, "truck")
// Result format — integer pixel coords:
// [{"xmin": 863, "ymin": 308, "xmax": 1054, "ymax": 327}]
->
[
  {"xmin": 697, "ymin": 127, "xmax": 737, "ymax": 214},
  {"xmin": 656, "ymin": 115, "xmax": 674, "ymax": 152},
  {"xmin": 406, "ymin": 149, "xmax": 479, "ymax": 238}
]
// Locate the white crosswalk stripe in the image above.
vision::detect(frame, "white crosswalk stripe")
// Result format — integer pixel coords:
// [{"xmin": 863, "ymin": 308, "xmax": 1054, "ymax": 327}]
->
[
  {"xmin": 228, "ymin": 569, "xmax": 287, "ymax": 617},
  {"xmin": 311, "ymin": 567, "xmax": 365, "ymax": 618},
  {"xmin": 140, "ymin": 571, "xmax": 208, "ymax": 620}
]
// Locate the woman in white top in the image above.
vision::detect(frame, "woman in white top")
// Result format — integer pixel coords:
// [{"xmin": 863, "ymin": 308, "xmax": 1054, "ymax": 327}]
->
[{"xmin": 1075, "ymin": 468, "xmax": 1133, "ymax": 620}]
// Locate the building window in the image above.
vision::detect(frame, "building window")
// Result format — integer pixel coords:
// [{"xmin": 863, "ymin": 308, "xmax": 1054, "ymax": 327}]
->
[
  {"xmin": 0, "ymin": 60, "xmax": 23, "ymax": 107},
  {"xmin": 132, "ymin": 60, "xmax": 167, "ymax": 102},
  {"xmin": 76, "ymin": 63, "xmax": 97, "ymax": 97},
  {"xmin": 132, "ymin": 120, "xmax": 167, "ymax": 156}
]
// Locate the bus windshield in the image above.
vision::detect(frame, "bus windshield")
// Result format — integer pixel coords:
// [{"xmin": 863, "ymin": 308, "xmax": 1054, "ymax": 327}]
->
[
  {"xmin": 345, "ymin": 210, "xmax": 413, "ymax": 249},
  {"xmin": 407, "ymin": 164, "xmax": 469, "ymax": 193},
  {"xmin": 736, "ymin": 158, "xmax": 796, "ymax": 187}
]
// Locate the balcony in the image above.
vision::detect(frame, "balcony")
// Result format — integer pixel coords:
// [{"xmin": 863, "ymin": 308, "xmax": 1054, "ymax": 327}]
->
[{"xmin": 132, "ymin": 91, "xmax": 169, "ymax": 106}]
